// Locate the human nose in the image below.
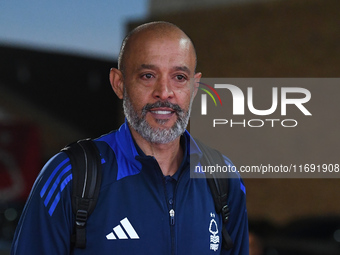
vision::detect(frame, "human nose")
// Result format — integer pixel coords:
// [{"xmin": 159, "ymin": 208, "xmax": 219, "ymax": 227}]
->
[{"xmin": 152, "ymin": 76, "xmax": 174, "ymax": 100}]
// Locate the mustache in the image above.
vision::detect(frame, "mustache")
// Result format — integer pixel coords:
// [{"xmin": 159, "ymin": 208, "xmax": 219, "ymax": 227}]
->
[{"xmin": 142, "ymin": 101, "xmax": 183, "ymax": 113}]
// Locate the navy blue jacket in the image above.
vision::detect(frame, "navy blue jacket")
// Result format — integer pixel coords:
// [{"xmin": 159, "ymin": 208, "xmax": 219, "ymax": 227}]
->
[{"xmin": 12, "ymin": 121, "xmax": 248, "ymax": 254}]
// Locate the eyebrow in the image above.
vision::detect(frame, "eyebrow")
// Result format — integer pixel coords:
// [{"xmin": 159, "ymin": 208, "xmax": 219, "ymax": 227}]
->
[
  {"xmin": 139, "ymin": 64, "xmax": 157, "ymax": 70},
  {"xmin": 173, "ymin": 66, "xmax": 191, "ymax": 75},
  {"xmin": 137, "ymin": 64, "xmax": 191, "ymax": 75}
]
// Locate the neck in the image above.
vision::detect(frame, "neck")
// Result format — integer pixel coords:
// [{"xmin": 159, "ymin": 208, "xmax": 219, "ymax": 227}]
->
[{"xmin": 130, "ymin": 127, "xmax": 183, "ymax": 176}]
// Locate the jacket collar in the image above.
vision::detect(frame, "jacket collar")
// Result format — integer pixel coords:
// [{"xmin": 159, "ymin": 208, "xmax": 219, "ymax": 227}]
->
[{"xmin": 114, "ymin": 119, "xmax": 202, "ymax": 165}]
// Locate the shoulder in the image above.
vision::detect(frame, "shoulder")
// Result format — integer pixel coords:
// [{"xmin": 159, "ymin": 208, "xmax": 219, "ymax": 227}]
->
[
  {"xmin": 38, "ymin": 152, "xmax": 71, "ymax": 196},
  {"xmin": 220, "ymin": 156, "xmax": 249, "ymax": 254},
  {"xmin": 34, "ymin": 152, "xmax": 74, "ymax": 217},
  {"xmin": 221, "ymin": 154, "xmax": 246, "ymax": 197}
]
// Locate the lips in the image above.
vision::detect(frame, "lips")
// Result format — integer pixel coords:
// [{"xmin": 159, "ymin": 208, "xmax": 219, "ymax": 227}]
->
[
  {"xmin": 151, "ymin": 110, "xmax": 173, "ymax": 115},
  {"xmin": 142, "ymin": 101, "xmax": 183, "ymax": 121},
  {"xmin": 149, "ymin": 108, "xmax": 175, "ymax": 119}
]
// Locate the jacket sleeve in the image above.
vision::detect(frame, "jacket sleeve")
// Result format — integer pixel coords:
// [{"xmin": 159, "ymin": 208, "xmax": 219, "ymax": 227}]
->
[
  {"xmin": 11, "ymin": 152, "xmax": 74, "ymax": 255},
  {"xmin": 222, "ymin": 164, "xmax": 249, "ymax": 255}
]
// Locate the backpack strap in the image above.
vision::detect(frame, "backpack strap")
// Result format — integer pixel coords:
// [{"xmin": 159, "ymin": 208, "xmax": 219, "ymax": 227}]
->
[
  {"xmin": 195, "ymin": 139, "xmax": 234, "ymax": 250},
  {"xmin": 61, "ymin": 139, "xmax": 102, "ymax": 249}
]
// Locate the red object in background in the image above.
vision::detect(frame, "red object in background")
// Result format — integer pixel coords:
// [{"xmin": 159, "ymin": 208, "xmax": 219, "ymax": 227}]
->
[{"xmin": 0, "ymin": 122, "xmax": 41, "ymax": 202}]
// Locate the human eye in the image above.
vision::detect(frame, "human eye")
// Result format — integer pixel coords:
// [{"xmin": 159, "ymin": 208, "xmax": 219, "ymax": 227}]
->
[
  {"xmin": 141, "ymin": 73, "xmax": 154, "ymax": 79},
  {"xmin": 174, "ymin": 74, "xmax": 187, "ymax": 82}
]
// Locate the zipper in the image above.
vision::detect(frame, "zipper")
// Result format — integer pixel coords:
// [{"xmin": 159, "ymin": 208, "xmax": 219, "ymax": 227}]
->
[
  {"xmin": 169, "ymin": 170, "xmax": 185, "ymax": 255},
  {"xmin": 163, "ymin": 179, "xmax": 176, "ymax": 255},
  {"xmin": 161, "ymin": 175, "xmax": 177, "ymax": 255},
  {"xmin": 154, "ymin": 155, "xmax": 186, "ymax": 255},
  {"xmin": 169, "ymin": 209, "xmax": 175, "ymax": 225},
  {"xmin": 169, "ymin": 197, "xmax": 176, "ymax": 255}
]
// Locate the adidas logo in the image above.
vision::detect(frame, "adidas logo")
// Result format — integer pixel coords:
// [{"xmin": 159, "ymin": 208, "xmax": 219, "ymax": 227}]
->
[{"xmin": 106, "ymin": 217, "xmax": 140, "ymax": 240}]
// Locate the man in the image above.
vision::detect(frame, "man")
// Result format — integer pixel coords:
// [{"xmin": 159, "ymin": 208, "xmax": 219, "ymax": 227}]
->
[{"xmin": 11, "ymin": 21, "xmax": 248, "ymax": 254}]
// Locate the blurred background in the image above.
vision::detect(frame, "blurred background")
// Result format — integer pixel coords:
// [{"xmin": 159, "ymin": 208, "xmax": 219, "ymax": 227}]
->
[{"xmin": 1, "ymin": 0, "xmax": 340, "ymax": 254}]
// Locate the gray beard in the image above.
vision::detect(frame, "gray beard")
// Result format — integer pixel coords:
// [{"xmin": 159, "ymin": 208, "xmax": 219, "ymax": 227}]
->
[{"xmin": 123, "ymin": 90, "xmax": 192, "ymax": 144}]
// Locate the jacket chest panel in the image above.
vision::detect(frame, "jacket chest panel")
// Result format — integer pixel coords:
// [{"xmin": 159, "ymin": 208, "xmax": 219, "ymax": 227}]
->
[{"xmin": 76, "ymin": 174, "xmax": 223, "ymax": 254}]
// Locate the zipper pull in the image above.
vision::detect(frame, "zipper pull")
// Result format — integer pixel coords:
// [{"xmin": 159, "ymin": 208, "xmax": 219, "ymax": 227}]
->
[{"xmin": 169, "ymin": 209, "xmax": 175, "ymax": 225}]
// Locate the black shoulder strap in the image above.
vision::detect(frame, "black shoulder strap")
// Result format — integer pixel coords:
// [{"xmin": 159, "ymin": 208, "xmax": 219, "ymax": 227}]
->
[
  {"xmin": 61, "ymin": 138, "xmax": 102, "ymax": 249},
  {"xmin": 195, "ymin": 139, "xmax": 234, "ymax": 250}
]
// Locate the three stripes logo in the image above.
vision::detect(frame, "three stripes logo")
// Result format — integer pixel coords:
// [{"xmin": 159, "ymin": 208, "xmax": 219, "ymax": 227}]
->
[
  {"xmin": 106, "ymin": 217, "xmax": 140, "ymax": 240},
  {"xmin": 197, "ymin": 82, "xmax": 223, "ymax": 115}
]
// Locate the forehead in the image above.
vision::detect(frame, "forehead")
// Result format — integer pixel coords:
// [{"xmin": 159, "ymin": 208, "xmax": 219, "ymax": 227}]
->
[{"xmin": 125, "ymin": 32, "xmax": 196, "ymax": 71}]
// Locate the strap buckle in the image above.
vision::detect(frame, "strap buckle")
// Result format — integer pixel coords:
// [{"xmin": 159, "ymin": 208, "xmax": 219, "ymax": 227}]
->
[
  {"xmin": 76, "ymin": 209, "xmax": 88, "ymax": 227},
  {"xmin": 221, "ymin": 205, "xmax": 230, "ymax": 223}
]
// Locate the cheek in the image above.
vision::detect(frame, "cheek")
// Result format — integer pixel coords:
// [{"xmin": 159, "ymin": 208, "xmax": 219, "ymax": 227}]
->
[
  {"xmin": 130, "ymin": 96, "xmax": 146, "ymax": 112},
  {"xmin": 175, "ymin": 89, "xmax": 193, "ymax": 109},
  {"xmin": 126, "ymin": 82, "xmax": 147, "ymax": 99},
  {"xmin": 125, "ymin": 88, "xmax": 147, "ymax": 112},
  {"xmin": 125, "ymin": 79, "xmax": 154, "ymax": 99}
]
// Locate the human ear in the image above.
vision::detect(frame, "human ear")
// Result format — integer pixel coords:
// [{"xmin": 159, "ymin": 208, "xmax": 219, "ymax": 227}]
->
[
  {"xmin": 192, "ymin": 72, "xmax": 202, "ymax": 99},
  {"xmin": 109, "ymin": 68, "xmax": 124, "ymax": 99}
]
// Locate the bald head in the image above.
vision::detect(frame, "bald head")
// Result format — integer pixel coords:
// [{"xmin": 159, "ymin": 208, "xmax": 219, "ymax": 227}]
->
[{"xmin": 118, "ymin": 21, "xmax": 197, "ymax": 74}]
